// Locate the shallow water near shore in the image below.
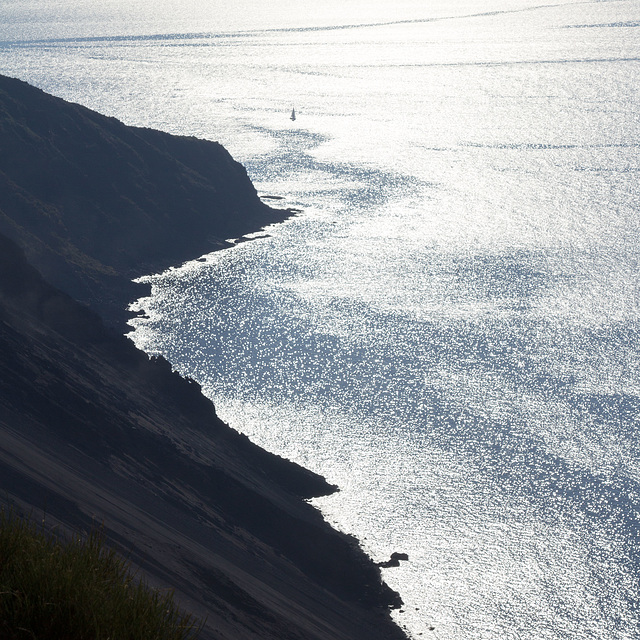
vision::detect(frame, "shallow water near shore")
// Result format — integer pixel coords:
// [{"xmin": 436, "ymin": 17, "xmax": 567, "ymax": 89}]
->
[{"xmin": 2, "ymin": 1, "xmax": 640, "ymax": 638}]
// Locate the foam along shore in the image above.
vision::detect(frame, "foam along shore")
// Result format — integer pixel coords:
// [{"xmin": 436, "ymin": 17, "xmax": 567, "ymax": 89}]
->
[{"xmin": 0, "ymin": 74, "xmax": 407, "ymax": 640}]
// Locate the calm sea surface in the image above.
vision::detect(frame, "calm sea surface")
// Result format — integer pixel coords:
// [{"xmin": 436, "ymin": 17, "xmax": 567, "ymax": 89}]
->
[{"xmin": 2, "ymin": 1, "xmax": 639, "ymax": 638}]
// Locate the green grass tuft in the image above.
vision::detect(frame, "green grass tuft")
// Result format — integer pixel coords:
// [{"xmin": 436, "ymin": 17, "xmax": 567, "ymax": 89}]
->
[{"xmin": 0, "ymin": 509, "xmax": 201, "ymax": 640}]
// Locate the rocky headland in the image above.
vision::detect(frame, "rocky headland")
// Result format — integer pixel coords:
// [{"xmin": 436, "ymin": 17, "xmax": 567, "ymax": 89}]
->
[{"xmin": 0, "ymin": 74, "xmax": 407, "ymax": 640}]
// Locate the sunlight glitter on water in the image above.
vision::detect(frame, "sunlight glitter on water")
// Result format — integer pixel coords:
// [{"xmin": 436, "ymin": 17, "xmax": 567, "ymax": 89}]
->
[
  {"xmin": 4, "ymin": 1, "xmax": 640, "ymax": 638},
  {"xmin": 129, "ymin": 200, "xmax": 640, "ymax": 638}
]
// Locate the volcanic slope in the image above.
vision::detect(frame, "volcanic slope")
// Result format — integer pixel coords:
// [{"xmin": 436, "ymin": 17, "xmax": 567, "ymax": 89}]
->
[{"xmin": 0, "ymin": 75, "xmax": 407, "ymax": 640}]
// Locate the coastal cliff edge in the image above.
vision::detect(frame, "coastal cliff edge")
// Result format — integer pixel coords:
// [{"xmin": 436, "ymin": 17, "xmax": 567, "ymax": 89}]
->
[{"xmin": 0, "ymin": 74, "xmax": 408, "ymax": 640}]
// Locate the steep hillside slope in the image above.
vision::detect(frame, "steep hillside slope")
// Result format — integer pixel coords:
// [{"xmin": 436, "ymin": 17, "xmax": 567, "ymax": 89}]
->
[
  {"xmin": 0, "ymin": 74, "xmax": 288, "ymax": 326},
  {"xmin": 0, "ymin": 233, "xmax": 405, "ymax": 640},
  {"xmin": 0, "ymin": 76, "xmax": 407, "ymax": 640}
]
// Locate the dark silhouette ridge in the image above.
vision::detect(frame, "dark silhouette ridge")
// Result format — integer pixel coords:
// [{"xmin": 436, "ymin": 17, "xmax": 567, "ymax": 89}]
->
[
  {"xmin": 0, "ymin": 73, "xmax": 291, "ymax": 327},
  {"xmin": 0, "ymin": 75, "xmax": 407, "ymax": 640}
]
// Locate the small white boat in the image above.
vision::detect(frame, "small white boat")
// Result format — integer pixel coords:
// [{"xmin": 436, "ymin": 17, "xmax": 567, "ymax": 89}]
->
[{"xmin": 290, "ymin": 107, "xmax": 296, "ymax": 121}]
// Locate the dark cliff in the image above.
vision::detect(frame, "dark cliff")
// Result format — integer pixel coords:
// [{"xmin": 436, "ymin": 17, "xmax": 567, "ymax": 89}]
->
[
  {"xmin": 0, "ymin": 74, "xmax": 288, "ymax": 326},
  {"xmin": 0, "ymin": 75, "xmax": 407, "ymax": 640}
]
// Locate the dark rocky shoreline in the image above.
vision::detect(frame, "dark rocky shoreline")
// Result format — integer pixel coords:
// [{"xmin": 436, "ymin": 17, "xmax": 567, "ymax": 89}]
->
[
  {"xmin": 0, "ymin": 74, "xmax": 408, "ymax": 640},
  {"xmin": 0, "ymin": 74, "xmax": 294, "ymax": 329}
]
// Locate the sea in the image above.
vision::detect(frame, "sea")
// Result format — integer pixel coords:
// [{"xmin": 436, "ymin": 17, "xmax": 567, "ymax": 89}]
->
[{"xmin": 1, "ymin": 1, "xmax": 639, "ymax": 638}]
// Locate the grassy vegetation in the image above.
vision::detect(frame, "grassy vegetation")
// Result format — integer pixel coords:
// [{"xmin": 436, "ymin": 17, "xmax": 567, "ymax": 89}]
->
[{"xmin": 0, "ymin": 509, "xmax": 201, "ymax": 640}]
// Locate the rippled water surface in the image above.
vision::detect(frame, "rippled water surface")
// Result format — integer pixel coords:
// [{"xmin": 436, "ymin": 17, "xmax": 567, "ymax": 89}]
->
[{"xmin": 2, "ymin": 1, "xmax": 639, "ymax": 638}]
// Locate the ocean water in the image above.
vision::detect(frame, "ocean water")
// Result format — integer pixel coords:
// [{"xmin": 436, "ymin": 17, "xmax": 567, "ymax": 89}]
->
[{"xmin": 1, "ymin": 1, "xmax": 639, "ymax": 638}]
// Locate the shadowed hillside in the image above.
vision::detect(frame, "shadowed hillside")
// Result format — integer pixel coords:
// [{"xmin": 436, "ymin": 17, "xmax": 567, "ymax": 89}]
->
[
  {"xmin": 0, "ymin": 74, "xmax": 290, "ymax": 326},
  {"xmin": 0, "ymin": 75, "xmax": 407, "ymax": 640}
]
